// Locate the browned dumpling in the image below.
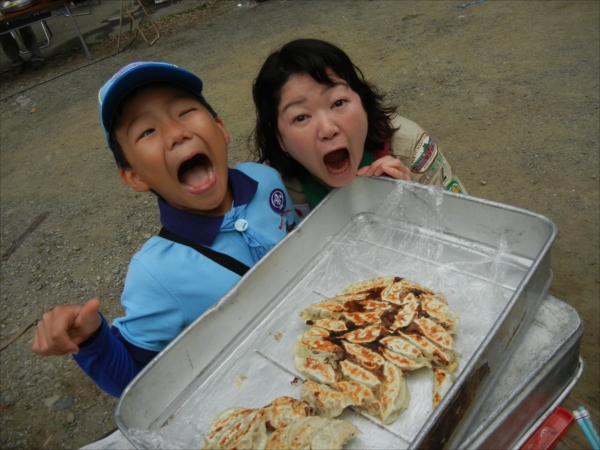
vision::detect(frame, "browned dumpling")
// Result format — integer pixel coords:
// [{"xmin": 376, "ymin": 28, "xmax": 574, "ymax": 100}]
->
[
  {"xmin": 262, "ymin": 396, "xmax": 314, "ymax": 430},
  {"xmin": 299, "ymin": 300, "xmax": 345, "ymax": 321},
  {"xmin": 300, "ymin": 380, "xmax": 347, "ymax": 419},
  {"xmin": 432, "ymin": 368, "xmax": 455, "ymax": 409},
  {"xmin": 202, "ymin": 408, "xmax": 267, "ymax": 450},
  {"xmin": 378, "ymin": 362, "xmax": 410, "ymax": 424},
  {"xmin": 265, "ymin": 416, "xmax": 360, "ymax": 450},
  {"xmin": 293, "ymin": 276, "xmax": 460, "ymax": 425},
  {"xmin": 294, "ymin": 356, "xmax": 339, "ymax": 385}
]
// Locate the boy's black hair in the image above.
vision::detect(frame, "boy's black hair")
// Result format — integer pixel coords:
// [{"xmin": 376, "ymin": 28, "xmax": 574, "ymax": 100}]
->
[
  {"xmin": 252, "ymin": 38, "xmax": 398, "ymax": 179},
  {"xmin": 108, "ymin": 82, "xmax": 218, "ymax": 168}
]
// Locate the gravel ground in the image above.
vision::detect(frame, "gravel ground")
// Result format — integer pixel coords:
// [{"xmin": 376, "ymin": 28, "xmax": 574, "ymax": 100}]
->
[{"xmin": 1, "ymin": 1, "xmax": 598, "ymax": 448}]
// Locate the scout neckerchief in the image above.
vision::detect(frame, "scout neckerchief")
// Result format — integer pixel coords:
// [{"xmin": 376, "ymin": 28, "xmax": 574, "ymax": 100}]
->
[{"xmin": 298, "ymin": 149, "xmax": 377, "ymax": 208}]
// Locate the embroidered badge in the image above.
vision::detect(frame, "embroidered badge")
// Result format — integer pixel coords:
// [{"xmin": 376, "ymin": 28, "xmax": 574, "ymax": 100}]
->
[
  {"xmin": 441, "ymin": 166, "xmax": 448, "ymax": 184},
  {"xmin": 411, "ymin": 134, "xmax": 439, "ymax": 174},
  {"xmin": 270, "ymin": 189, "xmax": 286, "ymax": 213},
  {"xmin": 445, "ymin": 180, "xmax": 463, "ymax": 193},
  {"xmin": 426, "ymin": 154, "xmax": 444, "ymax": 179}
]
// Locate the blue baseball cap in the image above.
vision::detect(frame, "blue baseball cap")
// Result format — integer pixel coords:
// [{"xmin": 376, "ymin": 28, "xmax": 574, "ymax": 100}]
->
[{"xmin": 98, "ymin": 61, "xmax": 204, "ymax": 145}]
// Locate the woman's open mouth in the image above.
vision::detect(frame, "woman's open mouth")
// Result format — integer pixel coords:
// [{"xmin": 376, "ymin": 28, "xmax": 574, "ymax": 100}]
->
[
  {"xmin": 323, "ymin": 149, "xmax": 351, "ymax": 175},
  {"xmin": 178, "ymin": 154, "xmax": 214, "ymax": 190}
]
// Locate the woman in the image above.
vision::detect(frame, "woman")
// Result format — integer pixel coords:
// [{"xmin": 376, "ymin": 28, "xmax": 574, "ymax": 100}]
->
[{"xmin": 252, "ymin": 38, "xmax": 467, "ymax": 217}]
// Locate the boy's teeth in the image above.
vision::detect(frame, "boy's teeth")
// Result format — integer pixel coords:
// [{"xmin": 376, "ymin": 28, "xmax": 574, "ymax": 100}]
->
[{"xmin": 208, "ymin": 166, "xmax": 213, "ymax": 179}]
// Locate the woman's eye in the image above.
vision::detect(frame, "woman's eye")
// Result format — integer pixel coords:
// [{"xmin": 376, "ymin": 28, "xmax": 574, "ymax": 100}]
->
[
  {"xmin": 333, "ymin": 99, "xmax": 346, "ymax": 108},
  {"xmin": 294, "ymin": 115, "xmax": 306, "ymax": 123}
]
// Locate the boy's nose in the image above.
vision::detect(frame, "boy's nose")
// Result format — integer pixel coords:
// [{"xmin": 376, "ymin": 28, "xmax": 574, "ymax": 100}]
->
[{"xmin": 164, "ymin": 119, "xmax": 192, "ymax": 149}]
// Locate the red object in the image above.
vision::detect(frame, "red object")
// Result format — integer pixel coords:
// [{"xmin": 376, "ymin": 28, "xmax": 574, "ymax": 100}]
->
[{"xmin": 521, "ymin": 407, "xmax": 575, "ymax": 450}]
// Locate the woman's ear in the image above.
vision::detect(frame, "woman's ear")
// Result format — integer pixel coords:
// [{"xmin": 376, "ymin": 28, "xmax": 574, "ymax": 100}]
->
[
  {"xmin": 119, "ymin": 167, "xmax": 151, "ymax": 192},
  {"xmin": 277, "ymin": 135, "xmax": 288, "ymax": 153}
]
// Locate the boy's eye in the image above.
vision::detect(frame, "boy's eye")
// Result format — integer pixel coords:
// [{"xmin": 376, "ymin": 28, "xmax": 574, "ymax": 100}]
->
[
  {"xmin": 139, "ymin": 129, "xmax": 154, "ymax": 139},
  {"xmin": 180, "ymin": 108, "xmax": 196, "ymax": 116}
]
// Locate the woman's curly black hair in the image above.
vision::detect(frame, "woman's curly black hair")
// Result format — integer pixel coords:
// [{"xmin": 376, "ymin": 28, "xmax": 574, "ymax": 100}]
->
[{"xmin": 252, "ymin": 38, "xmax": 397, "ymax": 179}]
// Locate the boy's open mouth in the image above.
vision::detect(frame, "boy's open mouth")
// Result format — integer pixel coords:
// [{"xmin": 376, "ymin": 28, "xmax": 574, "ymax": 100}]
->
[
  {"xmin": 178, "ymin": 154, "xmax": 214, "ymax": 189},
  {"xmin": 323, "ymin": 149, "xmax": 350, "ymax": 175}
]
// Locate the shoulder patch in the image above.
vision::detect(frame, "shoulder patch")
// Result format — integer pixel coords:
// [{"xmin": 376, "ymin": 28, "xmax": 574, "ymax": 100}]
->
[
  {"xmin": 445, "ymin": 180, "xmax": 463, "ymax": 193},
  {"xmin": 411, "ymin": 134, "xmax": 439, "ymax": 174},
  {"xmin": 425, "ymin": 154, "xmax": 444, "ymax": 179},
  {"xmin": 269, "ymin": 188, "xmax": 286, "ymax": 213}
]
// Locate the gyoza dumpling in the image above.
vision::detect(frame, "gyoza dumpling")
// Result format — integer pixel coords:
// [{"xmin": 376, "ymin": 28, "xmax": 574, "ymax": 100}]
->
[
  {"xmin": 380, "ymin": 347, "xmax": 432, "ymax": 371},
  {"xmin": 341, "ymin": 299, "xmax": 392, "ymax": 313},
  {"xmin": 312, "ymin": 319, "xmax": 348, "ymax": 333},
  {"xmin": 295, "ymin": 357, "xmax": 339, "ymax": 385},
  {"xmin": 432, "ymin": 367, "xmax": 455, "ymax": 409},
  {"xmin": 413, "ymin": 317, "xmax": 454, "ymax": 352},
  {"xmin": 380, "ymin": 335, "xmax": 431, "ymax": 369},
  {"xmin": 339, "ymin": 360, "xmax": 381, "ymax": 390},
  {"xmin": 203, "ymin": 407, "xmax": 244, "ymax": 441},
  {"xmin": 378, "ymin": 362, "xmax": 410, "ymax": 425},
  {"xmin": 342, "ymin": 341, "xmax": 385, "ymax": 371},
  {"xmin": 265, "ymin": 427, "xmax": 288, "ymax": 450},
  {"xmin": 380, "ymin": 335, "xmax": 425, "ymax": 360},
  {"xmin": 336, "ymin": 381, "xmax": 379, "ymax": 416},
  {"xmin": 265, "ymin": 417, "xmax": 360, "ymax": 450},
  {"xmin": 331, "ymin": 292, "xmax": 370, "ymax": 303},
  {"xmin": 299, "ymin": 301, "xmax": 344, "ymax": 321},
  {"xmin": 420, "ymin": 295, "xmax": 460, "ymax": 334},
  {"xmin": 262, "ymin": 396, "xmax": 314, "ymax": 430},
  {"xmin": 285, "ymin": 416, "xmax": 329, "ymax": 449},
  {"xmin": 300, "ymin": 380, "xmax": 347, "ymax": 419},
  {"xmin": 384, "ymin": 300, "xmax": 420, "ymax": 331},
  {"xmin": 381, "ymin": 279, "xmax": 434, "ymax": 304},
  {"xmin": 343, "ymin": 311, "xmax": 383, "ymax": 327},
  {"xmin": 310, "ymin": 418, "xmax": 361, "ymax": 450},
  {"xmin": 398, "ymin": 331, "xmax": 459, "ymax": 373},
  {"xmin": 341, "ymin": 325, "xmax": 387, "ymax": 344},
  {"xmin": 303, "ymin": 327, "xmax": 330, "ymax": 339},
  {"xmin": 202, "ymin": 407, "xmax": 267, "ymax": 450},
  {"xmin": 293, "ymin": 337, "xmax": 344, "ymax": 361}
]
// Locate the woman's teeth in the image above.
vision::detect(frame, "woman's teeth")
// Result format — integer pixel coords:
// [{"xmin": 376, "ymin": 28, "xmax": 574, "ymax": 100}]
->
[{"xmin": 324, "ymin": 149, "xmax": 350, "ymax": 174}]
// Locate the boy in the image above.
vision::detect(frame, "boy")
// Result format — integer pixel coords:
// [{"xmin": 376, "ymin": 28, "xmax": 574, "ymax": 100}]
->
[{"xmin": 31, "ymin": 62, "xmax": 299, "ymax": 397}]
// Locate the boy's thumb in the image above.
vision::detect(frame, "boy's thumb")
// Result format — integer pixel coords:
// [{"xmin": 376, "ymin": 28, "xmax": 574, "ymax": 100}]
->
[{"xmin": 79, "ymin": 298, "xmax": 101, "ymax": 328}]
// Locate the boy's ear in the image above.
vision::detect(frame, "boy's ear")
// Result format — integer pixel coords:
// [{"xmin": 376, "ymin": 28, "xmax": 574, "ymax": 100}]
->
[
  {"xmin": 214, "ymin": 117, "xmax": 231, "ymax": 146},
  {"xmin": 119, "ymin": 167, "xmax": 151, "ymax": 192}
]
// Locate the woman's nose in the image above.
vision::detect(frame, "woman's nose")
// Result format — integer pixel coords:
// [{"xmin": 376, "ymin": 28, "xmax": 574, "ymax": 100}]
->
[{"xmin": 316, "ymin": 114, "xmax": 339, "ymax": 140}]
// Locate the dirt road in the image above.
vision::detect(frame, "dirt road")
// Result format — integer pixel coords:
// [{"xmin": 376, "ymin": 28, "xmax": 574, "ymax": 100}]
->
[{"xmin": 1, "ymin": 1, "xmax": 598, "ymax": 448}]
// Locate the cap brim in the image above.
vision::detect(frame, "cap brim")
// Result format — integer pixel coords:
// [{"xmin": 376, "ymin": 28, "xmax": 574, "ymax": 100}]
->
[{"xmin": 100, "ymin": 63, "xmax": 204, "ymax": 135}]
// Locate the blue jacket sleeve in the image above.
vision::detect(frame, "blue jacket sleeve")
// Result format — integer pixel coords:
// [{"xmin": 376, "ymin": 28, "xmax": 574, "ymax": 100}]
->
[{"xmin": 72, "ymin": 314, "xmax": 158, "ymax": 398}]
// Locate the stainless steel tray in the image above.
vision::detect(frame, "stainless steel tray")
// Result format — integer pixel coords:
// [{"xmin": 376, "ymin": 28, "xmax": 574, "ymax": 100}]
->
[
  {"xmin": 115, "ymin": 178, "xmax": 558, "ymax": 448},
  {"xmin": 460, "ymin": 294, "xmax": 583, "ymax": 448}
]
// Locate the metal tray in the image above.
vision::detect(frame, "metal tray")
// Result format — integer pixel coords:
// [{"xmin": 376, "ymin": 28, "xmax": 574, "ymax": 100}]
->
[
  {"xmin": 460, "ymin": 294, "xmax": 583, "ymax": 448},
  {"xmin": 115, "ymin": 178, "xmax": 558, "ymax": 448}
]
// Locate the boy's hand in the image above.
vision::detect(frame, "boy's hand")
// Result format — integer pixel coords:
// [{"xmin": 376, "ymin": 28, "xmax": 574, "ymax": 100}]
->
[
  {"xmin": 32, "ymin": 298, "xmax": 102, "ymax": 356},
  {"xmin": 356, "ymin": 156, "xmax": 412, "ymax": 181}
]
